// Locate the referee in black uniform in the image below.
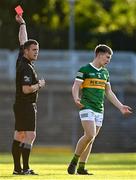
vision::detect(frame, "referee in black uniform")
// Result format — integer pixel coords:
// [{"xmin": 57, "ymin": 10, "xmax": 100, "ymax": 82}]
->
[{"xmin": 12, "ymin": 15, "xmax": 45, "ymax": 175}]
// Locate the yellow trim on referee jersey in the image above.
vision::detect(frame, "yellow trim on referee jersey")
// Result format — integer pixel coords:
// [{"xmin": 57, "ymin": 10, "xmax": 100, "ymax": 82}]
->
[{"xmin": 81, "ymin": 78, "xmax": 107, "ymax": 89}]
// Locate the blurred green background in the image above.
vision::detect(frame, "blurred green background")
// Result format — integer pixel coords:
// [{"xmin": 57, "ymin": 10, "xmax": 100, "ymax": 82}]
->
[{"xmin": 1, "ymin": 0, "xmax": 136, "ymax": 50}]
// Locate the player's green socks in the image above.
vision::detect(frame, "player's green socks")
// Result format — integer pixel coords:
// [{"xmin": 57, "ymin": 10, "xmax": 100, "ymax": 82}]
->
[
  {"xmin": 71, "ymin": 154, "xmax": 80, "ymax": 164},
  {"xmin": 77, "ymin": 162, "xmax": 85, "ymax": 170}
]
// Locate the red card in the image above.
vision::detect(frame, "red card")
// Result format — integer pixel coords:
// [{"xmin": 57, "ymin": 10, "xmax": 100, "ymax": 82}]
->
[{"xmin": 15, "ymin": 5, "xmax": 23, "ymax": 16}]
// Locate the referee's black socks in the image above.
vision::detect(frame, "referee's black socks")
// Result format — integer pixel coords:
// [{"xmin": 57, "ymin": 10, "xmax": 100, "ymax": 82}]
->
[
  {"xmin": 21, "ymin": 143, "xmax": 32, "ymax": 170},
  {"xmin": 12, "ymin": 140, "xmax": 22, "ymax": 172}
]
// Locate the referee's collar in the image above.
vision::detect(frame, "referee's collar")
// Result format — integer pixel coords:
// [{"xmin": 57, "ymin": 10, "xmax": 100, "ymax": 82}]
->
[{"xmin": 23, "ymin": 56, "xmax": 33, "ymax": 65}]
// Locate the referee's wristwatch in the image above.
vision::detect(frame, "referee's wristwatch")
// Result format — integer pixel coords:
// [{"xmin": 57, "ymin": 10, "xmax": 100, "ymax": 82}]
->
[{"xmin": 20, "ymin": 22, "xmax": 26, "ymax": 26}]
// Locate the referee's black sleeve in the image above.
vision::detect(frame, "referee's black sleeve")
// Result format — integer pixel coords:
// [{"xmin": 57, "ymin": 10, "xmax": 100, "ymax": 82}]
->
[
  {"xmin": 21, "ymin": 66, "xmax": 33, "ymax": 86},
  {"xmin": 16, "ymin": 45, "xmax": 24, "ymax": 68}
]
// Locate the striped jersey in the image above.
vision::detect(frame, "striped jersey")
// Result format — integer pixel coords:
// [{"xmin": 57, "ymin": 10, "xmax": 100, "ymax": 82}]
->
[{"xmin": 76, "ymin": 63, "xmax": 110, "ymax": 113}]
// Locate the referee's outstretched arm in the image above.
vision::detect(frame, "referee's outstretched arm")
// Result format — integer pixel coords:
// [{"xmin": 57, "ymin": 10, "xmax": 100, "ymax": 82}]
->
[{"xmin": 15, "ymin": 14, "xmax": 28, "ymax": 45}]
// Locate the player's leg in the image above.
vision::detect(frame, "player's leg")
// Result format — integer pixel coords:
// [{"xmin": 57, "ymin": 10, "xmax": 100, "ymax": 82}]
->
[
  {"xmin": 67, "ymin": 120, "xmax": 96, "ymax": 174},
  {"xmin": 77, "ymin": 126, "xmax": 101, "ymax": 174},
  {"xmin": 75, "ymin": 120, "xmax": 96, "ymax": 155},
  {"xmin": 79, "ymin": 126, "xmax": 100, "ymax": 162},
  {"xmin": 76, "ymin": 111, "xmax": 104, "ymax": 174}
]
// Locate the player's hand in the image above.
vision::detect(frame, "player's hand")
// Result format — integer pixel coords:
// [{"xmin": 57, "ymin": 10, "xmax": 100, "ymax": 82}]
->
[
  {"xmin": 75, "ymin": 98, "xmax": 84, "ymax": 109},
  {"xmin": 38, "ymin": 79, "xmax": 45, "ymax": 88},
  {"xmin": 119, "ymin": 105, "xmax": 132, "ymax": 115},
  {"xmin": 15, "ymin": 14, "xmax": 25, "ymax": 24}
]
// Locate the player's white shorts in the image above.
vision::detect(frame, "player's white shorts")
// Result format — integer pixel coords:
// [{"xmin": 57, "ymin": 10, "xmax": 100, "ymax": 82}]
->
[{"xmin": 79, "ymin": 109, "xmax": 104, "ymax": 127}]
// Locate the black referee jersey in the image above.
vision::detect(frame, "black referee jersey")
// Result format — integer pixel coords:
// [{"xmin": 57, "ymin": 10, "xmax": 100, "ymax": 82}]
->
[{"xmin": 15, "ymin": 46, "xmax": 39, "ymax": 104}]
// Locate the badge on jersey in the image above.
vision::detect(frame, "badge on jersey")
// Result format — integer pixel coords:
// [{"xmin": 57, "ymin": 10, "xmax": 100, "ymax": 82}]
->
[{"xmin": 24, "ymin": 76, "xmax": 30, "ymax": 82}]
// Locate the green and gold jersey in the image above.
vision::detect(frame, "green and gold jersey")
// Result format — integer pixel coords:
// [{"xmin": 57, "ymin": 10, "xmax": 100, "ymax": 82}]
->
[{"xmin": 76, "ymin": 63, "xmax": 110, "ymax": 113}]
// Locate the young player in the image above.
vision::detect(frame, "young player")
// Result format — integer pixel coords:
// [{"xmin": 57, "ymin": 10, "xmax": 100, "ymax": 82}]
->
[{"xmin": 67, "ymin": 44, "xmax": 132, "ymax": 175}]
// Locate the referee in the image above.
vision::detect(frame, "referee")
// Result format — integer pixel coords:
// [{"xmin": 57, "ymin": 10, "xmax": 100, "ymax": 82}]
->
[{"xmin": 12, "ymin": 15, "xmax": 45, "ymax": 175}]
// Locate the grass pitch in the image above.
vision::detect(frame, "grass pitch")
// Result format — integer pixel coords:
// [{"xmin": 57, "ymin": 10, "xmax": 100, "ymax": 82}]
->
[{"xmin": 0, "ymin": 150, "xmax": 136, "ymax": 180}]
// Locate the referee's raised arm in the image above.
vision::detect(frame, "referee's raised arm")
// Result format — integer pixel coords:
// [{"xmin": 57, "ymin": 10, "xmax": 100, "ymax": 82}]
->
[{"xmin": 15, "ymin": 14, "xmax": 28, "ymax": 45}]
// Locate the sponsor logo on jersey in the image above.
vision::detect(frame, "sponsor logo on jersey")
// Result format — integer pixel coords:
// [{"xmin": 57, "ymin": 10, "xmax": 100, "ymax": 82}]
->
[
  {"xmin": 81, "ymin": 78, "xmax": 106, "ymax": 89},
  {"xmin": 89, "ymin": 73, "xmax": 95, "ymax": 76}
]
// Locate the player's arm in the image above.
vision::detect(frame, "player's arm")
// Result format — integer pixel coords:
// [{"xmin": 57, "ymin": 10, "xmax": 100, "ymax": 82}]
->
[
  {"xmin": 72, "ymin": 79, "xmax": 84, "ymax": 109},
  {"xmin": 15, "ymin": 14, "xmax": 28, "ymax": 45},
  {"xmin": 105, "ymin": 83, "xmax": 132, "ymax": 115}
]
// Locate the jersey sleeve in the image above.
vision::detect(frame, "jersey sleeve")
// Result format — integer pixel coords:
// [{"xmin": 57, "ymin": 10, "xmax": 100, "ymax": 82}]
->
[
  {"xmin": 16, "ymin": 45, "xmax": 24, "ymax": 68},
  {"xmin": 21, "ymin": 66, "xmax": 32, "ymax": 86},
  {"xmin": 75, "ymin": 67, "xmax": 86, "ymax": 82}
]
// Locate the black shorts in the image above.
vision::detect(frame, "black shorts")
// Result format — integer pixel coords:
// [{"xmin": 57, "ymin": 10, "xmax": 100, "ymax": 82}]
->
[{"xmin": 13, "ymin": 103, "xmax": 37, "ymax": 131}]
